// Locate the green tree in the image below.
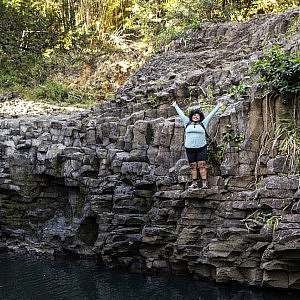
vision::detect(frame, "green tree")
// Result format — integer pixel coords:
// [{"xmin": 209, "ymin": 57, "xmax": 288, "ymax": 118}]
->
[{"xmin": 0, "ymin": 0, "xmax": 59, "ymax": 54}]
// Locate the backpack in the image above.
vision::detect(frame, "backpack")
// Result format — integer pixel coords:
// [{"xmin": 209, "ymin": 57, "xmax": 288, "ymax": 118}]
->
[{"xmin": 185, "ymin": 121, "xmax": 211, "ymax": 142}]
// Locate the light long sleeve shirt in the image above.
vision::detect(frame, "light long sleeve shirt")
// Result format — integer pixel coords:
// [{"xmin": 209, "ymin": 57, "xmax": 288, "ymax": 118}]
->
[{"xmin": 174, "ymin": 103, "xmax": 222, "ymax": 148}]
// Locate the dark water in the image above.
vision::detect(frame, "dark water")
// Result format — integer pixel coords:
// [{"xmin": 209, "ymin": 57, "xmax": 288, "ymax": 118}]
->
[{"xmin": 0, "ymin": 253, "xmax": 300, "ymax": 300}]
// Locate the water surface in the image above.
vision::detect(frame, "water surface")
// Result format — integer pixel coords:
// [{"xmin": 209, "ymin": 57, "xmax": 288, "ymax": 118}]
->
[{"xmin": 0, "ymin": 253, "xmax": 299, "ymax": 300}]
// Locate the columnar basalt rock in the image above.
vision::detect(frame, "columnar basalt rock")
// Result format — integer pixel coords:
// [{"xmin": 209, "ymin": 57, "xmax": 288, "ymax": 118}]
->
[{"xmin": 0, "ymin": 9, "xmax": 300, "ymax": 289}]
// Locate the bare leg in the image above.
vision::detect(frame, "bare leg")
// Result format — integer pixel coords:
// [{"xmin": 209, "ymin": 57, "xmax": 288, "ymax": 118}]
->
[
  {"xmin": 189, "ymin": 162, "xmax": 198, "ymax": 189},
  {"xmin": 197, "ymin": 161, "xmax": 208, "ymax": 188}
]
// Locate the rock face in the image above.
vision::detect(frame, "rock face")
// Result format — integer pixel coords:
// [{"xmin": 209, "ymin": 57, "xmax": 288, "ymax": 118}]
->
[{"xmin": 0, "ymin": 9, "xmax": 300, "ymax": 289}]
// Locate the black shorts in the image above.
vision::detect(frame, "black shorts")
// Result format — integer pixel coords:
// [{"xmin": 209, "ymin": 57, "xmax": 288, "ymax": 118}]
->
[{"xmin": 186, "ymin": 145, "xmax": 208, "ymax": 163}]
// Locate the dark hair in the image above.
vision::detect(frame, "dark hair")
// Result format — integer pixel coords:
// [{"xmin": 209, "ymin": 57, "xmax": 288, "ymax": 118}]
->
[{"xmin": 189, "ymin": 108, "xmax": 205, "ymax": 122}]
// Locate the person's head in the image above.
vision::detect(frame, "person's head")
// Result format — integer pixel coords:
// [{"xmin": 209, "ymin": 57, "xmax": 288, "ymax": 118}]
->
[{"xmin": 189, "ymin": 108, "xmax": 204, "ymax": 122}]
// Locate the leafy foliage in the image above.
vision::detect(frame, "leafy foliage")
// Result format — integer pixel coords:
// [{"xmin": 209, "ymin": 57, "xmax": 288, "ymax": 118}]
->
[
  {"xmin": 1, "ymin": 0, "xmax": 298, "ymax": 52},
  {"xmin": 0, "ymin": 1, "xmax": 59, "ymax": 55},
  {"xmin": 207, "ymin": 124, "xmax": 245, "ymax": 164},
  {"xmin": 0, "ymin": 0, "xmax": 298, "ymax": 106},
  {"xmin": 0, "ymin": 52, "xmax": 96, "ymax": 107},
  {"xmin": 0, "ymin": 54, "xmax": 47, "ymax": 87},
  {"xmin": 223, "ymin": 124, "xmax": 245, "ymax": 145},
  {"xmin": 273, "ymin": 117, "xmax": 300, "ymax": 174},
  {"xmin": 243, "ymin": 210, "xmax": 282, "ymax": 233},
  {"xmin": 34, "ymin": 80, "xmax": 95, "ymax": 106},
  {"xmin": 254, "ymin": 46, "xmax": 300, "ymax": 104},
  {"xmin": 229, "ymin": 82, "xmax": 250, "ymax": 98}
]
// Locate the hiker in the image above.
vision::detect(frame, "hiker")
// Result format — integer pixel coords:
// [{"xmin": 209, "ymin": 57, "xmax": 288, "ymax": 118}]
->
[{"xmin": 172, "ymin": 100, "xmax": 223, "ymax": 189}]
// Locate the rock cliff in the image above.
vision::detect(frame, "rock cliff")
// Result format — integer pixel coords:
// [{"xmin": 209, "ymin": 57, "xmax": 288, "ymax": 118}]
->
[{"xmin": 0, "ymin": 9, "xmax": 300, "ymax": 289}]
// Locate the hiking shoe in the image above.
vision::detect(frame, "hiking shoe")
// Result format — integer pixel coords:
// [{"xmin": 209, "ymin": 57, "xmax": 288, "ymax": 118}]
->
[
  {"xmin": 188, "ymin": 181, "xmax": 198, "ymax": 190},
  {"xmin": 202, "ymin": 181, "xmax": 208, "ymax": 189}
]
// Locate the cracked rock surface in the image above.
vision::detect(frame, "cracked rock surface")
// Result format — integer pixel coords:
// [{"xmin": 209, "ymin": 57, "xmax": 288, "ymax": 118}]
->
[{"xmin": 0, "ymin": 9, "xmax": 300, "ymax": 289}]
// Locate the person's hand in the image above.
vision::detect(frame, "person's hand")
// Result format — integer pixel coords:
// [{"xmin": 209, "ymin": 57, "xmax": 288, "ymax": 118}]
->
[
  {"xmin": 216, "ymin": 96, "xmax": 230, "ymax": 107},
  {"xmin": 217, "ymin": 99, "xmax": 227, "ymax": 108},
  {"xmin": 171, "ymin": 101, "xmax": 177, "ymax": 107},
  {"xmin": 217, "ymin": 100, "xmax": 228, "ymax": 113}
]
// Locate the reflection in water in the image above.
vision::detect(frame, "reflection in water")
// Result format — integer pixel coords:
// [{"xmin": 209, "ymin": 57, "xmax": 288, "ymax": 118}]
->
[{"xmin": 0, "ymin": 253, "xmax": 299, "ymax": 300}]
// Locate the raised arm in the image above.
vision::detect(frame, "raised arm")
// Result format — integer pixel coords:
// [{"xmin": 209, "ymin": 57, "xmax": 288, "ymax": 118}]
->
[
  {"xmin": 172, "ymin": 102, "xmax": 189, "ymax": 127},
  {"xmin": 202, "ymin": 102, "xmax": 222, "ymax": 128}
]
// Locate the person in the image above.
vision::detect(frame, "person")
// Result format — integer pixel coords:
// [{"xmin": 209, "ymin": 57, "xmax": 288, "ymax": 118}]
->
[{"xmin": 172, "ymin": 100, "xmax": 223, "ymax": 189}]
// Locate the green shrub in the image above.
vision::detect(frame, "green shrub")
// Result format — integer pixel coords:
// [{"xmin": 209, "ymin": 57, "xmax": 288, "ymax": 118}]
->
[
  {"xmin": 229, "ymin": 82, "xmax": 250, "ymax": 98},
  {"xmin": 274, "ymin": 117, "xmax": 300, "ymax": 174},
  {"xmin": 0, "ymin": 53, "xmax": 48, "ymax": 88},
  {"xmin": 0, "ymin": 1, "xmax": 59, "ymax": 55},
  {"xmin": 253, "ymin": 46, "xmax": 300, "ymax": 104},
  {"xmin": 34, "ymin": 81, "xmax": 69, "ymax": 102},
  {"xmin": 33, "ymin": 80, "xmax": 95, "ymax": 106}
]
